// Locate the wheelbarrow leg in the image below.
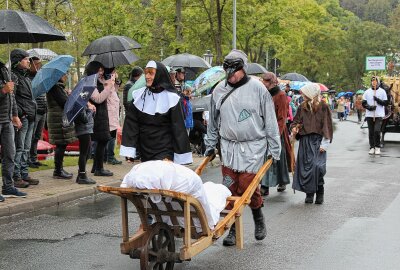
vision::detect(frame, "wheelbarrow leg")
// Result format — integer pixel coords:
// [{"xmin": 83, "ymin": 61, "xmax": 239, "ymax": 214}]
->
[
  {"xmin": 235, "ymin": 215, "xmax": 244, "ymax": 249},
  {"xmin": 121, "ymin": 197, "xmax": 129, "ymax": 242}
]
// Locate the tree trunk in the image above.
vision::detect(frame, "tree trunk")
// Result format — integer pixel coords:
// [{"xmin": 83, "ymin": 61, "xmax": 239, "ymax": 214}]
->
[
  {"xmin": 215, "ymin": 0, "xmax": 223, "ymax": 64},
  {"xmin": 175, "ymin": 0, "xmax": 183, "ymax": 54}
]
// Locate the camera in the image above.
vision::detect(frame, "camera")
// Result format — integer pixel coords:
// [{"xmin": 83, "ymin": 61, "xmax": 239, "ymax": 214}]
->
[{"xmin": 103, "ymin": 73, "xmax": 112, "ymax": 80}]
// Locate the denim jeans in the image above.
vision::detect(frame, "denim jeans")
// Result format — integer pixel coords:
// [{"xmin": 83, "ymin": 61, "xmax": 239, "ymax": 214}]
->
[
  {"xmin": 29, "ymin": 113, "xmax": 46, "ymax": 163},
  {"xmin": 0, "ymin": 122, "xmax": 16, "ymax": 190},
  {"xmin": 14, "ymin": 116, "xmax": 35, "ymax": 179}
]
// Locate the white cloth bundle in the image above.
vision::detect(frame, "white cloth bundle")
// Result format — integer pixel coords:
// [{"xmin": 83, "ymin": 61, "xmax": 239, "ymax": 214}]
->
[{"xmin": 121, "ymin": 160, "xmax": 231, "ymax": 229}]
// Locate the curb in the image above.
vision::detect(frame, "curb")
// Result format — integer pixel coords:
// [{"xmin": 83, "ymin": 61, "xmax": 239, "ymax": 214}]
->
[
  {"xmin": 0, "ymin": 159, "xmax": 220, "ymax": 221},
  {"xmin": 0, "ymin": 180, "xmax": 121, "ymax": 222}
]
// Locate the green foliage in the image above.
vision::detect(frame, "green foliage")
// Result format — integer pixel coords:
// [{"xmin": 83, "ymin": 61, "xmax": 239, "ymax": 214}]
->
[{"xmin": 1, "ymin": 0, "xmax": 400, "ymax": 91}]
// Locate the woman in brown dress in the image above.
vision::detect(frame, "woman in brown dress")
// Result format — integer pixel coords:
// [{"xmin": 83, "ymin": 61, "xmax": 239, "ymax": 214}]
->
[{"xmin": 291, "ymin": 83, "xmax": 333, "ymax": 204}]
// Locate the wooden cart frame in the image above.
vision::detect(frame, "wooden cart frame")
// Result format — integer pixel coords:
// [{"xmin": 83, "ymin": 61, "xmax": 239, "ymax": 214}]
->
[{"xmin": 97, "ymin": 157, "xmax": 272, "ymax": 270}]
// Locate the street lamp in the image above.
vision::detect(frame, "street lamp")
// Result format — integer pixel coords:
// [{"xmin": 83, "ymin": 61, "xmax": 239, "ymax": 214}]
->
[{"xmin": 203, "ymin": 50, "xmax": 213, "ymax": 66}]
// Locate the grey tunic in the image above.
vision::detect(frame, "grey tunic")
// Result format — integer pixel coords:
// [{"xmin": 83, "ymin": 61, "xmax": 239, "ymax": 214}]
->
[{"xmin": 205, "ymin": 77, "xmax": 281, "ymax": 173}]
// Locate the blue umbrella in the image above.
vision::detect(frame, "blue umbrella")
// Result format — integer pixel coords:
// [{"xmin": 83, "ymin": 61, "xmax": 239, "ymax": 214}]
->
[
  {"xmin": 127, "ymin": 74, "xmax": 145, "ymax": 103},
  {"xmin": 193, "ymin": 66, "xmax": 226, "ymax": 96},
  {"xmin": 337, "ymin": 92, "xmax": 345, "ymax": 98},
  {"xmin": 62, "ymin": 74, "xmax": 98, "ymax": 127},
  {"xmin": 32, "ymin": 55, "xmax": 74, "ymax": 98},
  {"xmin": 290, "ymin": 81, "xmax": 310, "ymax": 91}
]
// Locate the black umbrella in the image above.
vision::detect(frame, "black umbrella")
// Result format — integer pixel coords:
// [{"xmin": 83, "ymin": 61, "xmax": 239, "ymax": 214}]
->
[
  {"xmin": 82, "ymin": 35, "xmax": 141, "ymax": 56},
  {"xmin": 0, "ymin": 10, "xmax": 66, "ymax": 43},
  {"xmin": 280, "ymin": 72, "xmax": 309, "ymax": 82},
  {"xmin": 191, "ymin": 94, "xmax": 211, "ymax": 113},
  {"xmin": 88, "ymin": 50, "xmax": 139, "ymax": 68},
  {"xmin": 162, "ymin": 53, "xmax": 211, "ymax": 68},
  {"xmin": 247, "ymin": 63, "xmax": 268, "ymax": 75}
]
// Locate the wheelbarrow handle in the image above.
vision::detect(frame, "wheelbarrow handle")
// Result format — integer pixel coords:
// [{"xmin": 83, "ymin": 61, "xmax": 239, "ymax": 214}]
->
[{"xmin": 195, "ymin": 154, "xmax": 216, "ymax": 176}]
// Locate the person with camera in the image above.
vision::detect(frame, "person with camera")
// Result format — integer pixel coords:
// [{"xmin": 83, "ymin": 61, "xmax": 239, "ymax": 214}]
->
[
  {"xmin": 0, "ymin": 61, "xmax": 25, "ymax": 201},
  {"xmin": 105, "ymin": 73, "xmax": 123, "ymax": 165},
  {"xmin": 11, "ymin": 49, "xmax": 40, "ymax": 187},
  {"xmin": 86, "ymin": 62, "xmax": 115, "ymax": 176},
  {"xmin": 362, "ymin": 76, "xmax": 388, "ymax": 155},
  {"xmin": 204, "ymin": 49, "xmax": 281, "ymax": 246}
]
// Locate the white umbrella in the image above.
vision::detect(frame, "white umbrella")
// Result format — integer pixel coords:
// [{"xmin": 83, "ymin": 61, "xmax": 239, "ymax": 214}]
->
[
  {"xmin": 162, "ymin": 53, "xmax": 211, "ymax": 68},
  {"xmin": 27, "ymin": 48, "xmax": 58, "ymax": 61}
]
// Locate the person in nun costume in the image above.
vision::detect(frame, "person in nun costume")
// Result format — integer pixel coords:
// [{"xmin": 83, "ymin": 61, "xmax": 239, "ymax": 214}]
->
[
  {"xmin": 120, "ymin": 60, "xmax": 192, "ymax": 165},
  {"xmin": 205, "ymin": 49, "xmax": 281, "ymax": 246},
  {"xmin": 291, "ymin": 83, "xmax": 333, "ymax": 205}
]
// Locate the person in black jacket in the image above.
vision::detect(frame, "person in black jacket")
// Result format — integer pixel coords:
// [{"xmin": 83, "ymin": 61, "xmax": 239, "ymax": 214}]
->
[
  {"xmin": 47, "ymin": 74, "xmax": 76, "ymax": 179},
  {"xmin": 0, "ymin": 61, "xmax": 26, "ymax": 201},
  {"xmin": 74, "ymin": 101, "xmax": 96, "ymax": 184},
  {"xmin": 86, "ymin": 61, "xmax": 114, "ymax": 176},
  {"xmin": 122, "ymin": 66, "xmax": 143, "ymax": 163},
  {"xmin": 11, "ymin": 49, "xmax": 39, "ymax": 187},
  {"xmin": 28, "ymin": 56, "xmax": 46, "ymax": 168},
  {"xmin": 123, "ymin": 66, "xmax": 143, "ymax": 113}
]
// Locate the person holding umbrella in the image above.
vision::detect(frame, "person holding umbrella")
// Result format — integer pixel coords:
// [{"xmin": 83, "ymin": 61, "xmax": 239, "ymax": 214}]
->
[
  {"xmin": 0, "ymin": 61, "xmax": 25, "ymax": 201},
  {"xmin": 11, "ymin": 49, "xmax": 40, "ymax": 187},
  {"xmin": 85, "ymin": 61, "xmax": 115, "ymax": 176},
  {"xmin": 73, "ymin": 95, "xmax": 97, "ymax": 184},
  {"xmin": 45, "ymin": 62, "xmax": 76, "ymax": 179}
]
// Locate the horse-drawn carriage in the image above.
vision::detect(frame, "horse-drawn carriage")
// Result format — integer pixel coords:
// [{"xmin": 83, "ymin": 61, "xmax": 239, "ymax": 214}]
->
[{"xmin": 380, "ymin": 76, "xmax": 400, "ymax": 146}]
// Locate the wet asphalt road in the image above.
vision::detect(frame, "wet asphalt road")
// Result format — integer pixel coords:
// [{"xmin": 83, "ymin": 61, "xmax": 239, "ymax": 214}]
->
[{"xmin": 1, "ymin": 115, "xmax": 400, "ymax": 270}]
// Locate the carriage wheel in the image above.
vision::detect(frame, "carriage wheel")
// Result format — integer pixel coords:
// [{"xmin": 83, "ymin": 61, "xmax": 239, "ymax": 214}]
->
[{"xmin": 140, "ymin": 222, "xmax": 176, "ymax": 270}]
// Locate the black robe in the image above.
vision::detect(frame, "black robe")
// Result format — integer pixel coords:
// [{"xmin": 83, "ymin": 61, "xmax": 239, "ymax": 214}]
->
[{"xmin": 120, "ymin": 61, "xmax": 192, "ymax": 164}]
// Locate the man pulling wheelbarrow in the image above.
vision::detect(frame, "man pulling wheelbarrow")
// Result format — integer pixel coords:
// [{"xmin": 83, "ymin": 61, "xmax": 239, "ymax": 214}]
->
[{"xmin": 205, "ymin": 49, "xmax": 281, "ymax": 246}]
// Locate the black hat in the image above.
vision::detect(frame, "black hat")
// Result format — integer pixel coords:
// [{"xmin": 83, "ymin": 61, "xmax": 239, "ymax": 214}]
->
[
  {"xmin": 10, "ymin": 48, "xmax": 29, "ymax": 65},
  {"xmin": 130, "ymin": 66, "xmax": 143, "ymax": 77},
  {"xmin": 174, "ymin": 67, "xmax": 185, "ymax": 73}
]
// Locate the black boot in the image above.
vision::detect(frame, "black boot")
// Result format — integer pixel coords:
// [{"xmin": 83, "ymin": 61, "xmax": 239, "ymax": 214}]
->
[
  {"xmin": 76, "ymin": 172, "xmax": 96, "ymax": 185},
  {"xmin": 305, "ymin": 193, "xmax": 314, "ymax": 204},
  {"xmin": 94, "ymin": 168, "xmax": 113, "ymax": 176},
  {"xmin": 252, "ymin": 207, "xmax": 267, "ymax": 241},
  {"xmin": 315, "ymin": 185, "xmax": 324, "ymax": 204},
  {"xmin": 91, "ymin": 158, "xmax": 96, "ymax": 173},
  {"xmin": 222, "ymin": 225, "xmax": 236, "ymax": 246},
  {"xmin": 54, "ymin": 145, "xmax": 72, "ymax": 179},
  {"xmin": 53, "ymin": 168, "xmax": 73, "ymax": 179}
]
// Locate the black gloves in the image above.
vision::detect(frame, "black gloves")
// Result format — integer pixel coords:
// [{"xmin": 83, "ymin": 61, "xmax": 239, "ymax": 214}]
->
[
  {"xmin": 362, "ymin": 100, "xmax": 376, "ymax": 111},
  {"xmin": 373, "ymin": 96, "xmax": 389, "ymax": 106},
  {"xmin": 204, "ymin": 148, "xmax": 215, "ymax": 157}
]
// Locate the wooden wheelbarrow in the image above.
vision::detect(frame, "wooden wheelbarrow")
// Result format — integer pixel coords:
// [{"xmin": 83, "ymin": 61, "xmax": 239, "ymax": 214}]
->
[{"xmin": 97, "ymin": 156, "xmax": 272, "ymax": 270}]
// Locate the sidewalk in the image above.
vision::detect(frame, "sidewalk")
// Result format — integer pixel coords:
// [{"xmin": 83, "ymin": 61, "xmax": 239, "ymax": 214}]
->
[{"xmin": 0, "ymin": 155, "xmax": 215, "ymax": 220}]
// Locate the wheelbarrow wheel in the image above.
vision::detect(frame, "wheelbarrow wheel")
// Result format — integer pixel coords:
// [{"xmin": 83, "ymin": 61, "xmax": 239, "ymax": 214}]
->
[{"xmin": 140, "ymin": 222, "xmax": 176, "ymax": 270}]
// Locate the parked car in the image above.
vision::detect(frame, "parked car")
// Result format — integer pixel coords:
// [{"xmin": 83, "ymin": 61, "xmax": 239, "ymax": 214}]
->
[
  {"xmin": 37, "ymin": 140, "xmax": 55, "ymax": 160},
  {"xmin": 42, "ymin": 128, "xmax": 80, "ymax": 154}
]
